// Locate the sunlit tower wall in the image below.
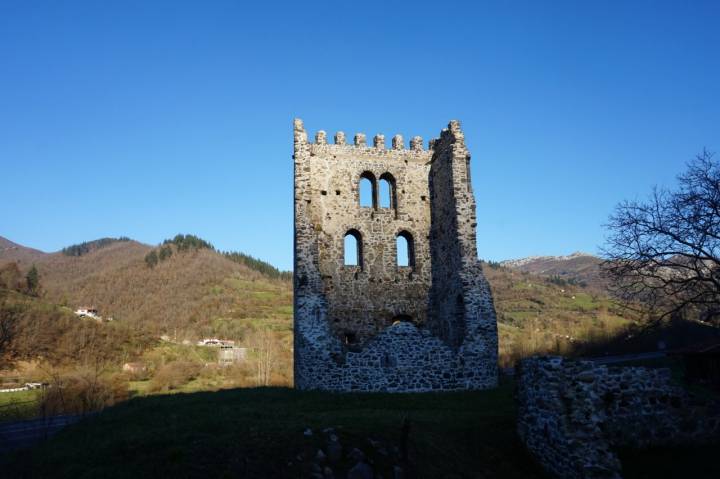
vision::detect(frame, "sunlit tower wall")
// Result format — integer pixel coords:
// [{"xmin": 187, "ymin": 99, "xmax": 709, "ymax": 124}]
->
[{"xmin": 293, "ymin": 118, "xmax": 498, "ymax": 392}]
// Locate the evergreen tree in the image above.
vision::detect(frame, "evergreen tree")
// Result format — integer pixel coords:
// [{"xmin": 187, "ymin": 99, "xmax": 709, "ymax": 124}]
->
[
  {"xmin": 222, "ymin": 251, "xmax": 292, "ymax": 281},
  {"xmin": 163, "ymin": 234, "xmax": 213, "ymax": 252},
  {"xmin": 25, "ymin": 264, "xmax": 39, "ymax": 296}
]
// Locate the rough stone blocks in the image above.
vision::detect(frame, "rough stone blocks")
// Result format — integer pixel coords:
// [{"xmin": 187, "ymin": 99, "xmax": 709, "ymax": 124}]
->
[{"xmin": 293, "ymin": 118, "xmax": 498, "ymax": 392}]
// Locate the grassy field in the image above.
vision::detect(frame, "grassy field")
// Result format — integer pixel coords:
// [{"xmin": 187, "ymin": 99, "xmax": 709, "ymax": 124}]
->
[
  {"xmin": 484, "ymin": 265, "xmax": 639, "ymax": 366},
  {"xmin": 0, "ymin": 389, "xmax": 40, "ymax": 422},
  {"xmin": 2, "ymin": 379, "xmax": 546, "ymax": 479},
  {"xmin": 3, "ymin": 373, "xmax": 718, "ymax": 479}
]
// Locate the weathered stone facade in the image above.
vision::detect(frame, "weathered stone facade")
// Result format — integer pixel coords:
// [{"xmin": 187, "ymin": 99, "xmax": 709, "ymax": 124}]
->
[
  {"xmin": 517, "ymin": 356, "xmax": 720, "ymax": 479},
  {"xmin": 293, "ymin": 118, "xmax": 498, "ymax": 392}
]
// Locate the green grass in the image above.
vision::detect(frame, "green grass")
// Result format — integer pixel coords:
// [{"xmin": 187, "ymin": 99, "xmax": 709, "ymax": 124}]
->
[
  {"xmin": 2, "ymin": 380, "xmax": 544, "ymax": 479},
  {"xmin": 273, "ymin": 305, "xmax": 293, "ymax": 316},
  {"xmin": 251, "ymin": 291, "xmax": 277, "ymax": 300},
  {"xmin": 127, "ymin": 381, "xmax": 151, "ymax": 397},
  {"xmin": 0, "ymin": 389, "xmax": 39, "ymax": 421},
  {"xmin": 2, "ymin": 379, "xmax": 719, "ymax": 478}
]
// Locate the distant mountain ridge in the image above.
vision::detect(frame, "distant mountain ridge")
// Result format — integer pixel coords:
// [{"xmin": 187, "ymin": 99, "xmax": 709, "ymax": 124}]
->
[
  {"xmin": 0, "ymin": 236, "xmax": 46, "ymax": 264},
  {"xmin": 61, "ymin": 237, "xmax": 131, "ymax": 257},
  {"xmin": 500, "ymin": 251, "xmax": 597, "ymax": 269},
  {"xmin": 499, "ymin": 252, "xmax": 606, "ymax": 290},
  {"xmin": 0, "ymin": 235, "xmax": 292, "ymax": 339},
  {"xmin": 4, "ymin": 236, "xmax": 715, "ymax": 365}
]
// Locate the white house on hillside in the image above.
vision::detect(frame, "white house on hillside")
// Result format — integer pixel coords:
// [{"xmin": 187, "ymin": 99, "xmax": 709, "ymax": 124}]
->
[{"xmin": 74, "ymin": 307, "xmax": 101, "ymax": 320}]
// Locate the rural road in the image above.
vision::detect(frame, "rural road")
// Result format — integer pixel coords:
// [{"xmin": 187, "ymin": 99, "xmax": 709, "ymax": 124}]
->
[{"xmin": 0, "ymin": 414, "xmax": 86, "ymax": 452}]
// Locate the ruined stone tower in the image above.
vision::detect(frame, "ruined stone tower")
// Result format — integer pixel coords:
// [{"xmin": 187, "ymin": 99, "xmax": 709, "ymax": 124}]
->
[{"xmin": 293, "ymin": 118, "xmax": 498, "ymax": 392}]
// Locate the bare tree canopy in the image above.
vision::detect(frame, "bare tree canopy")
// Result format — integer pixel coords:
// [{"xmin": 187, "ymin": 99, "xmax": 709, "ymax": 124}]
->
[
  {"xmin": 0, "ymin": 299, "xmax": 19, "ymax": 366},
  {"xmin": 602, "ymin": 150, "xmax": 720, "ymax": 324}
]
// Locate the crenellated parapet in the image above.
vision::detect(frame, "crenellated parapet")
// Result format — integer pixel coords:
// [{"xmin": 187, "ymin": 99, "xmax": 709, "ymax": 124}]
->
[
  {"xmin": 334, "ymin": 131, "xmax": 346, "ymax": 145},
  {"xmin": 294, "ymin": 118, "xmax": 439, "ymax": 154},
  {"xmin": 293, "ymin": 118, "xmax": 307, "ymax": 144},
  {"xmin": 353, "ymin": 132, "xmax": 366, "ymax": 147},
  {"xmin": 373, "ymin": 134, "xmax": 385, "ymax": 149},
  {"xmin": 293, "ymin": 119, "xmax": 442, "ymax": 166},
  {"xmin": 410, "ymin": 136, "xmax": 423, "ymax": 151}
]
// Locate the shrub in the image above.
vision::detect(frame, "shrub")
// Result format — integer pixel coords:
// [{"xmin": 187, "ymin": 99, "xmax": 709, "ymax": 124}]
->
[
  {"xmin": 158, "ymin": 245, "xmax": 173, "ymax": 261},
  {"xmin": 144, "ymin": 251, "xmax": 159, "ymax": 268},
  {"xmin": 148, "ymin": 361, "xmax": 202, "ymax": 392},
  {"xmin": 0, "ymin": 262, "xmax": 23, "ymax": 291},
  {"xmin": 38, "ymin": 369, "xmax": 128, "ymax": 416}
]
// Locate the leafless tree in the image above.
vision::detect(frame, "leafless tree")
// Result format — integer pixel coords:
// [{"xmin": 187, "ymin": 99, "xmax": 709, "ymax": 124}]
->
[
  {"xmin": 0, "ymin": 299, "xmax": 19, "ymax": 366},
  {"xmin": 602, "ymin": 150, "xmax": 720, "ymax": 324},
  {"xmin": 248, "ymin": 329, "xmax": 278, "ymax": 386}
]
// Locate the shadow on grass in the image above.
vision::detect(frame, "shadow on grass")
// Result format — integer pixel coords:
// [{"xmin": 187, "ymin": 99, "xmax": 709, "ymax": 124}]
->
[
  {"xmin": 7, "ymin": 319, "xmax": 720, "ymax": 479},
  {"xmin": 618, "ymin": 444, "xmax": 720, "ymax": 479},
  {"xmin": 1, "ymin": 379, "xmax": 545, "ymax": 479}
]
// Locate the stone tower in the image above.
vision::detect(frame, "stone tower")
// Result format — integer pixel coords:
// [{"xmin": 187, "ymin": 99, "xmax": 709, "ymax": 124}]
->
[{"xmin": 293, "ymin": 118, "xmax": 498, "ymax": 392}]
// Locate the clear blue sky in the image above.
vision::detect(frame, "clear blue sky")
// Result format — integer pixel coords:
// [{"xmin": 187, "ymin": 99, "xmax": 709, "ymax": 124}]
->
[{"xmin": 1, "ymin": 1, "xmax": 718, "ymax": 270}]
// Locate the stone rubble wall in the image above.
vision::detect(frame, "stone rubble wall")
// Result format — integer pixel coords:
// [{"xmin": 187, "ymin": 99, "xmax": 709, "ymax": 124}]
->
[
  {"xmin": 293, "ymin": 118, "xmax": 498, "ymax": 391},
  {"xmin": 517, "ymin": 356, "xmax": 720, "ymax": 479},
  {"xmin": 296, "ymin": 321, "xmax": 495, "ymax": 392}
]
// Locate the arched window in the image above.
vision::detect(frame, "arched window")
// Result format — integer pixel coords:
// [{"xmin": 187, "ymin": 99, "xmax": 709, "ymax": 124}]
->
[
  {"xmin": 344, "ymin": 229, "xmax": 362, "ymax": 267},
  {"xmin": 379, "ymin": 179, "xmax": 392, "ymax": 208},
  {"xmin": 396, "ymin": 231, "xmax": 414, "ymax": 268},
  {"xmin": 379, "ymin": 173, "xmax": 395, "ymax": 209},
  {"xmin": 359, "ymin": 172, "xmax": 376, "ymax": 208}
]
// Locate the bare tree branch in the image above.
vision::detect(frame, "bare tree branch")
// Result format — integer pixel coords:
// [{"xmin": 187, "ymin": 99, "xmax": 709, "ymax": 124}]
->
[{"xmin": 601, "ymin": 150, "xmax": 720, "ymax": 325}]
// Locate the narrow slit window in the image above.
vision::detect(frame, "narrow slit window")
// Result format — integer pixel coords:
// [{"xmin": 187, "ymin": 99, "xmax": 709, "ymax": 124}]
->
[
  {"xmin": 359, "ymin": 172, "xmax": 376, "ymax": 208},
  {"xmin": 344, "ymin": 230, "xmax": 362, "ymax": 267},
  {"xmin": 396, "ymin": 231, "xmax": 414, "ymax": 268},
  {"xmin": 379, "ymin": 173, "xmax": 395, "ymax": 209},
  {"xmin": 379, "ymin": 178, "xmax": 392, "ymax": 208}
]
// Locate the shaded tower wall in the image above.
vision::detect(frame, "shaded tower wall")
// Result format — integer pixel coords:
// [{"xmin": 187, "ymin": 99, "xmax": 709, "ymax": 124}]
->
[
  {"xmin": 427, "ymin": 122, "xmax": 499, "ymax": 379},
  {"xmin": 293, "ymin": 118, "xmax": 498, "ymax": 391}
]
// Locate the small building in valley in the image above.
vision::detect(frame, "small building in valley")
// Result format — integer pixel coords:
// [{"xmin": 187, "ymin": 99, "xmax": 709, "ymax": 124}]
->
[
  {"xmin": 218, "ymin": 346, "xmax": 247, "ymax": 366},
  {"xmin": 122, "ymin": 362, "xmax": 147, "ymax": 374},
  {"xmin": 197, "ymin": 338, "xmax": 235, "ymax": 347}
]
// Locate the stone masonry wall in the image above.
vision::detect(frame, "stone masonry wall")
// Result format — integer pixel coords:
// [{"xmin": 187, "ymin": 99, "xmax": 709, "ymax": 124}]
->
[
  {"xmin": 517, "ymin": 356, "xmax": 720, "ymax": 479},
  {"xmin": 293, "ymin": 118, "xmax": 498, "ymax": 391}
]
